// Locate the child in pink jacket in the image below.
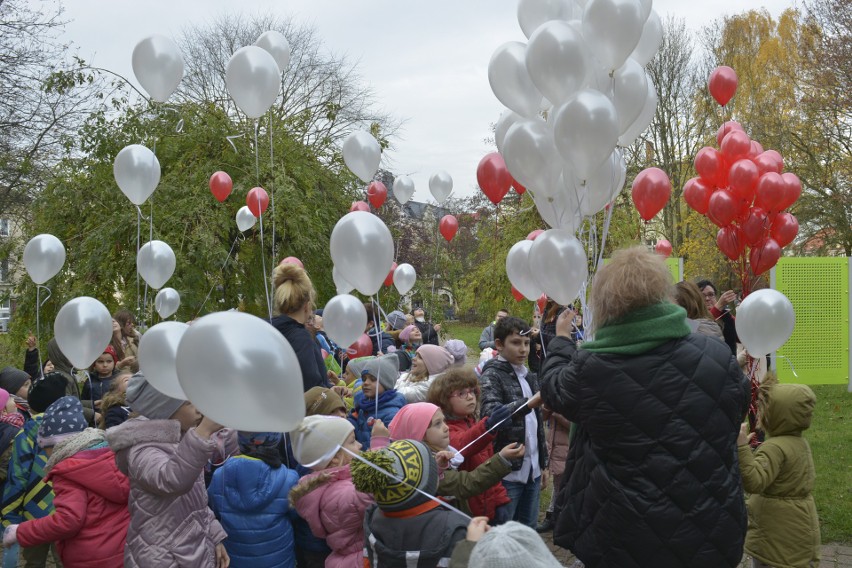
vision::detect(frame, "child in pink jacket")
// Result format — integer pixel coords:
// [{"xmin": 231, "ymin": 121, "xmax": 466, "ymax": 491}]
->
[{"xmin": 289, "ymin": 415, "xmax": 386, "ymax": 568}]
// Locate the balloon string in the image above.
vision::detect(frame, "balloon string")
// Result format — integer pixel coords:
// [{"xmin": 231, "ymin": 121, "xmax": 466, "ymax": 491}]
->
[
  {"xmin": 254, "ymin": 121, "xmax": 260, "ymax": 186},
  {"xmin": 370, "ymin": 294, "xmax": 383, "ymax": 418},
  {"xmin": 453, "ymin": 398, "xmax": 532, "ymax": 459},
  {"xmin": 136, "ymin": 206, "xmax": 141, "ymax": 318},
  {"xmin": 226, "ymin": 132, "xmax": 245, "ymax": 154},
  {"xmin": 259, "ymin": 210, "xmax": 273, "ymax": 321},
  {"xmin": 268, "ymin": 110, "xmax": 277, "ymax": 265},
  {"xmin": 775, "ymin": 354, "xmax": 799, "ymax": 378},
  {"xmin": 35, "ymin": 286, "xmax": 42, "ymax": 376},
  {"xmin": 194, "ymin": 234, "xmax": 244, "ymax": 319},
  {"xmin": 429, "ymin": 218, "xmax": 440, "ymax": 321}
]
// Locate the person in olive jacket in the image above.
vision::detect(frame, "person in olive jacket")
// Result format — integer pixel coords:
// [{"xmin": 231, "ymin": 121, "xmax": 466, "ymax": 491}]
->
[{"xmin": 540, "ymin": 246, "xmax": 751, "ymax": 568}]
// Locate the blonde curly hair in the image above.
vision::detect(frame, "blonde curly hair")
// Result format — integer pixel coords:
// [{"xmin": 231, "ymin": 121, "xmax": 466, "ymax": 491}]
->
[{"xmin": 272, "ymin": 263, "xmax": 316, "ymax": 316}]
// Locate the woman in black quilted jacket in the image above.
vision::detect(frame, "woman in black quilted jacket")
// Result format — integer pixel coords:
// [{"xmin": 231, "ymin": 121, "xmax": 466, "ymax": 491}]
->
[{"xmin": 540, "ymin": 246, "xmax": 751, "ymax": 568}]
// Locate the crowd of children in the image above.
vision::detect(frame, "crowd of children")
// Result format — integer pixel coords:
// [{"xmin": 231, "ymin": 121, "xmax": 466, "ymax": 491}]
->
[{"xmin": 0, "ymin": 289, "xmax": 824, "ymax": 568}]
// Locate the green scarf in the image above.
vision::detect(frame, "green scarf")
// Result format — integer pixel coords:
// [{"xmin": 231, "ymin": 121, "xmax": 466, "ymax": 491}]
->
[{"xmin": 582, "ymin": 302, "xmax": 690, "ymax": 355}]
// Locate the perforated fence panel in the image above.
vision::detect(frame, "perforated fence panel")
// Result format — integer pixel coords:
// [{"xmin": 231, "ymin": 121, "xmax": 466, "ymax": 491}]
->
[
  {"xmin": 665, "ymin": 258, "xmax": 682, "ymax": 283},
  {"xmin": 773, "ymin": 257, "xmax": 849, "ymax": 385}
]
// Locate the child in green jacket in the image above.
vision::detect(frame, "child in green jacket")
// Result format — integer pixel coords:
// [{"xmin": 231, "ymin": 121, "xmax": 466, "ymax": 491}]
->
[{"xmin": 738, "ymin": 376, "xmax": 821, "ymax": 568}]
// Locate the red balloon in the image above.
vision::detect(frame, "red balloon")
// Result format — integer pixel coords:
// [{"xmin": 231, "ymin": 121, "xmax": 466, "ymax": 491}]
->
[
  {"xmin": 777, "ymin": 173, "xmax": 802, "ymax": 211},
  {"xmin": 350, "ymin": 201, "xmax": 370, "ymax": 213},
  {"xmin": 771, "ymin": 213, "xmax": 799, "ymax": 247},
  {"xmin": 754, "ymin": 172, "xmax": 785, "ymax": 212},
  {"xmin": 367, "ymin": 181, "xmax": 388, "ymax": 209},
  {"xmin": 279, "ymin": 256, "xmax": 304, "ymax": 268},
  {"xmin": 513, "ymin": 179, "xmax": 526, "ymax": 195},
  {"xmin": 753, "ymin": 151, "xmax": 783, "ymax": 176},
  {"xmin": 655, "ymin": 239, "xmax": 673, "ymax": 258},
  {"xmin": 716, "ymin": 121, "xmax": 744, "ymax": 147},
  {"xmin": 707, "ymin": 190, "xmax": 739, "ymax": 227},
  {"xmin": 741, "ymin": 207, "xmax": 769, "ymax": 246},
  {"xmin": 682, "ymin": 177, "xmax": 714, "ymax": 215},
  {"xmin": 720, "ymin": 130, "xmax": 751, "ymax": 162},
  {"xmin": 536, "ymin": 293, "xmax": 547, "ymax": 315},
  {"xmin": 384, "ymin": 261, "xmax": 398, "ymax": 287},
  {"xmin": 694, "ymin": 147, "xmax": 726, "ymax": 188},
  {"xmin": 439, "ymin": 215, "xmax": 459, "ymax": 242},
  {"xmin": 728, "ymin": 159, "xmax": 760, "ymax": 202},
  {"xmin": 209, "ymin": 171, "xmax": 233, "ymax": 202},
  {"xmin": 708, "ymin": 65, "xmax": 738, "ymax": 106},
  {"xmin": 477, "ymin": 153, "xmax": 513, "ymax": 205},
  {"xmin": 247, "ymin": 187, "xmax": 269, "ymax": 217},
  {"xmin": 348, "ymin": 334, "xmax": 373, "ymax": 358},
  {"xmin": 631, "ymin": 167, "xmax": 672, "ymax": 221},
  {"xmin": 511, "ymin": 286, "xmax": 524, "ymax": 302},
  {"xmin": 748, "ymin": 140, "xmax": 764, "ymax": 159},
  {"xmin": 750, "ymin": 238, "xmax": 781, "ymax": 275},
  {"xmin": 527, "ymin": 229, "xmax": 544, "ymax": 241},
  {"xmin": 716, "ymin": 226, "xmax": 745, "ymax": 261}
]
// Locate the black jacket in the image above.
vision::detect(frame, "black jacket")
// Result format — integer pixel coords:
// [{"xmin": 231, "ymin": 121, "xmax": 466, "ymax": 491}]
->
[
  {"xmin": 540, "ymin": 334, "xmax": 750, "ymax": 568},
  {"xmin": 368, "ymin": 327, "xmax": 395, "ymax": 355},
  {"xmin": 414, "ymin": 320, "xmax": 439, "ymax": 346},
  {"xmin": 479, "ymin": 358, "xmax": 547, "ymax": 472},
  {"xmin": 270, "ymin": 314, "xmax": 328, "ymax": 392}
]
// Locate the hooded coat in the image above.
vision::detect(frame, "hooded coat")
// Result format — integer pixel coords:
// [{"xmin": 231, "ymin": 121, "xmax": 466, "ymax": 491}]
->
[
  {"xmin": 738, "ymin": 384, "xmax": 820, "ymax": 568},
  {"xmin": 208, "ymin": 455, "xmax": 300, "ymax": 568},
  {"xmin": 16, "ymin": 431, "xmax": 129, "ymax": 568},
  {"xmin": 270, "ymin": 314, "xmax": 328, "ymax": 392},
  {"xmin": 106, "ymin": 417, "xmax": 235, "ymax": 567}
]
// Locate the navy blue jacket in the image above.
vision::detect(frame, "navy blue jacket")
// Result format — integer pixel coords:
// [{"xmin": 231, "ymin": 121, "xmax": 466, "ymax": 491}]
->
[
  {"xmin": 349, "ymin": 389, "xmax": 406, "ymax": 450},
  {"xmin": 271, "ymin": 315, "xmax": 328, "ymax": 392}
]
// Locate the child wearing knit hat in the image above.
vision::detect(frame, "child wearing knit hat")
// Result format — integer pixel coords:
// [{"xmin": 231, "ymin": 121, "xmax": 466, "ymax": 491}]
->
[
  {"xmin": 348, "ymin": 355, "xmax": 406, "ymax": 450},
  {"xmin": 395, "ymin": 344, "xmax": 455, "ymax": 404},
  {"xmin": 290, "ymin": 415, "xmax": 383, "ymax": 568},
  {"xmin": 304, "ymin": 386, "xmax": 347, "ymax": 418},
  {"xmin": 3, "ymin": 396, "xmax": 130, "ymax": 568},
  {"xmin": 81, "ymin": 346, "xmax": 120, "ymax": 412},
  {"xmin": 351, "ymin": 439, "xmax": 469, "ymax": 566}
]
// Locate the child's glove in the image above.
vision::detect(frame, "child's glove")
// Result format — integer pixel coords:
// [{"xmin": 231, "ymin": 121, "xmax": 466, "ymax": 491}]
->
[
  {"xmin": 485, "ymin": 404, "xmax": 513, "ymax": 431},
  {"xmin": 493, "ymin": 504, "xmax": 512, "ymax": 525},
  {"xmin": 3, "ymin": 525, "xmax": 18, "ymax": 547}
]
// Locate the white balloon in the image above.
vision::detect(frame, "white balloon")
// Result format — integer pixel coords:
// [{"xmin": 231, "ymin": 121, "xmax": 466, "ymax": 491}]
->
[
  {"xmin": 392, "ymin": 175, "xmax": 415, "ymax": 205},
  {"xmin": 54, "ymin": 297, "xmax": 113, "ymax": 369},
  {"xmin": 393, "ymin": 263, "xmax": 417, "ymax": 295},
  {"xmin": 138, "ymin": 322, "xmax": 189, "ymax": 399},
  {"xmin": 506, "ymin": 240, "xmax": 541, "ymax": 300},
  {"xmin": 495, "ymin": 110, "xmax": 523, "ymax": 154},
  {"xmin": 176, "ymin": 311, "xmax": 305, "ymax": 432},
  {"xmin": 131, "ymin": 35, "xmax": 184, "ymax": 103},
  {"xmin": 567, "ymin": 149, "xmax": 625, "ymax": 216},
  {"xmin": 236, "ymin": 206, "xmax": 257, "ymax": 232},
  {"xmin": 631, "ymin": 9, "xmax": 662, "ymax": 66},
  {"xmin": 552, "ymin": 89, "xmax": 619, "ymax": 180},
  {"xmin": 736, "ymin": 290, "xmax": 796, "ymax": 356},
  {"xmin": 618, "ymin": 75, "xmax": 657, "ymax": 146},
  {"xmin": 114, "ymin": 145, "xmax": 161, "ymax": 205},
  {"xmin": 429, "ymin": 171, "xmax": 453, "ymax": 204},
  {"xmin": 155, "ymin": 287, "xmax": 180, "ymax": 318},
  {"xmin": 582, "ymin": 0, "xmax": 645, "ymax": 71},
  {"xmin": 612, "ymin": 58, "xmax": 649, "ymax": 135},
  {"xmin": 332, "ymin": 266, "xmax": 354, "ymax": 295},
  {"xmin": 23, "ymin": 234, "xmax": 65, "ymax": 285},
  {"xmin": 531, "ymin": 179, "xmax": 583, "ymax": 230},
  {"xmin": 330, "ymin": 212, "xmax": 394, "ymax": 296},
  {"xmin": 225, "ymin": 46, "xmax": 281, "ymax": 119},
  {"xmin": 518, "ymin": 0, "xmax": 580, "ymax": 38},
  {"xmin": 137, "ymin": 240, "xmax": 176, "ymax": 290},
  {"xmin": 342, "ymin": 131, "xmax": 382, "ymax": 183},
  {"xmin": 254, "ymin": 31, "xmax": 291, "ymax": 74},
  {"xmin": 323, "ymin": 294, "xmax": 367, "ymax": 350},
  {"xmin": 529, "ymin": 229, "xmax": 589, "ymax": 305},
  {"xmin": 638, "ymin": 0, "xmax": 653, "ymax": 24},
  {"xmin": 526, "ymin": 20, "xmax": 590, "ymax": 105},
  {"xmin": 488, "ymin": 41, "xmax": 543, "ymax": 118},
  {"xmin": 502, "ymin": 118, "xmax": 562, "ymax": 198}
]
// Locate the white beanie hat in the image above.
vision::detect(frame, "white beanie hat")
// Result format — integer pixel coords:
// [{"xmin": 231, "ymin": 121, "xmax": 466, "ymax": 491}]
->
[
  {"xmin": 469, "ymin": 521, "xmax": 563, "ymax": 568},
  {"xmin": 290, "ymin": 415, "xmax": 354, "ymax": 470}
]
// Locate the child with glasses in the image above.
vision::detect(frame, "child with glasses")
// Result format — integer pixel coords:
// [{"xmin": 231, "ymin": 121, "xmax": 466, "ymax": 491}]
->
[{"xmin": 428, "ymin": 368, "xmax": 516, "ymax": 523}]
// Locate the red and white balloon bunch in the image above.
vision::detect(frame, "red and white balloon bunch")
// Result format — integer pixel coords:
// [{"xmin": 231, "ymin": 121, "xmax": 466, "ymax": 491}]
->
[
  {"xmin": 683, "ymin": 66, "xmax": 801, "ymax": 276},
  {"xmin": 488, "ymin": 0, "xmax": 662, "ymax": 232}
]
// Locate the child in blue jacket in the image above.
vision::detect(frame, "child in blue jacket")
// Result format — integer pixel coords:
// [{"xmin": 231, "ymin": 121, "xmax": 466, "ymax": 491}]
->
[
  {"xmin": 348, "ymin": 355, "xmax": 406, "ymax": 449},
  {"xmin": 208, "ymin": 431, "xmax": 299, "ymax": 568}
]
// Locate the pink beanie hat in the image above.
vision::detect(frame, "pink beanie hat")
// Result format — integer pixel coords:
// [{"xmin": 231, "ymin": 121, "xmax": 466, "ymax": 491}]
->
[
  {"xmin": 416, "ymin": 344, "xmax": 454, "ymax": 375},
  {"xmin": 388, "ymin": 402, "xmax": 440, "ymax": 441},
  {"xmin": 399, "ymin": 325, "xmax": 416, "ymax": 343},
  {"xmin": 0, "ymin": 388, "xmax": 9, "ymax": 411}
]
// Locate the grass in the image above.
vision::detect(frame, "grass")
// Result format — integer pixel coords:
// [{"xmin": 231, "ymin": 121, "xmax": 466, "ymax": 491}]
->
[{"xmin": 443, "ymin": 322, "xmax": 486, "ymax": 357}]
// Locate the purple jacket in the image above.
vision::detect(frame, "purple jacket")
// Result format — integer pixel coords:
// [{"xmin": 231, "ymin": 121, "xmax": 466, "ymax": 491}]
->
[
  {"xmin": 106, "ymin": 417, "xmax": 237, "ymax": 567},
  {"xmin": 290, "ymin": 466, "xmax": 374, "ymax": 568}
]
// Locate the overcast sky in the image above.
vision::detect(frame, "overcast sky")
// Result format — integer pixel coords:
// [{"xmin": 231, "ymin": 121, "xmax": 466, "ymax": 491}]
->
[{"xmin": 60, "ymin": 0, "xmax": 795, "ymax": 203}]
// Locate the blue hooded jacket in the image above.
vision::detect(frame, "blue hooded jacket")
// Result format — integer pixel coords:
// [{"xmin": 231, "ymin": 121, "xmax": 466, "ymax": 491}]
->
[{"xmin": 349, "ymin": 389, "xmax": 406, "ymax": 450}]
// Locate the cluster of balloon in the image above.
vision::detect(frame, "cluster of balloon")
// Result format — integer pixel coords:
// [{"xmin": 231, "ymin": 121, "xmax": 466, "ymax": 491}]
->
[
  {"xmin": 209, "ymin": 171, "xmax": 233, "ymax": 203},
  {"xmin": 631, "ymin": 167, "xmax": 672, "ymax": 221},
  {"xmin": 683, "ymin": 66, "xmax": 801, "ymax": 277},
  {"xmin": 367, "ymin": 181, "xmax": 388, "ymax": 209},
  {"xmin": 507, "ymin": 228, "xmax": 589, "ymax": 305},
  {"xmin": 439, "ymin": 215, "xmax": 459, "ymax": 242},
  {"xmin": 489, "ymin": 0, "xmax": 662, "ymax": 232}
]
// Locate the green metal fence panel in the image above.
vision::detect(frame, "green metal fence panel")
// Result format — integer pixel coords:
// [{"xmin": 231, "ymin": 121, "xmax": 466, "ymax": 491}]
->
[
  {"xmin": 773, "ymin": 257, "xmax": 849, "ymax": 385},
  {"xmin": 665, "ymin": 258, "xmax": 681, "ymax": 283}
]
